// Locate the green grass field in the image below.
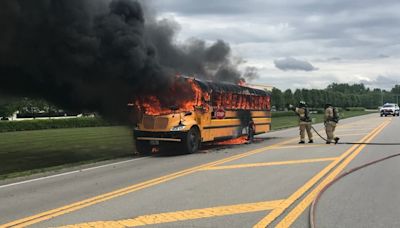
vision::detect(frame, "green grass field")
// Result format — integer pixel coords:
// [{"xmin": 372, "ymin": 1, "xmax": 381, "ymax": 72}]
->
[
  {"xmin": 0, "ymin": 127, "xmax": 135, "ymax": 179},
  {"xmin": 0, "ymin": 110, "xmax": 374, "ymax": 179}
]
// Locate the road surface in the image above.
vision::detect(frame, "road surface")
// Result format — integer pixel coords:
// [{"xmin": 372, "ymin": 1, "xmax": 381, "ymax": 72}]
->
[{"xmin": 1, "ymin": 113, "xmax": 399, "ymax": 228}]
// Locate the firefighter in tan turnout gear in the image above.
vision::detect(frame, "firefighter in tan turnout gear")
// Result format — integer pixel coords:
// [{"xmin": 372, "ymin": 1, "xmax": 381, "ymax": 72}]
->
[
  {"xmin": 290, "ymin": 101, "xmax": 313, "ymax": 144},
  {"xmin": 324, "ymin": 103, "xmax": 340, "ymax": 144}
]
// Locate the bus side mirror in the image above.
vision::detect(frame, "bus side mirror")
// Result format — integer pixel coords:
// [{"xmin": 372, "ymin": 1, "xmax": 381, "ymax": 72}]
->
[{"xmin": 184, "ymin": 111, "xmax": 192, "ymax": 116}]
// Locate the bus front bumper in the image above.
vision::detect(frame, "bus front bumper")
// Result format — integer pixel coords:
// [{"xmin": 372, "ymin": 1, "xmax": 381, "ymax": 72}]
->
[{"xmin": 134, "ymin": 130, "xmax": 187, "ymax": 142}]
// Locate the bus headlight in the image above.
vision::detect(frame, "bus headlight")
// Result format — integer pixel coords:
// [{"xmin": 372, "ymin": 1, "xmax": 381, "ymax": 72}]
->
[{"xmin": 171, "ymin": 125, "xmax": 186, "ymax": 131}]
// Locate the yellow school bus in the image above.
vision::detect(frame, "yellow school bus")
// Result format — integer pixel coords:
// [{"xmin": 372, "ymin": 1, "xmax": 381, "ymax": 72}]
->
[{"xmin": 133, "ymin": 78, "xmax": 271, "ymax": 154}]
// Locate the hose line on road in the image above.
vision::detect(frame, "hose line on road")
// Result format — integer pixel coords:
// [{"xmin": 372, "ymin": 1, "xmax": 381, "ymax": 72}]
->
[
  {"xmin": 311, "ymin": 125, "xmax": 400, "ymax": 145},
  {"xmin": 309, "ymin": 152, "xmax": 400, "ymax": 228}
]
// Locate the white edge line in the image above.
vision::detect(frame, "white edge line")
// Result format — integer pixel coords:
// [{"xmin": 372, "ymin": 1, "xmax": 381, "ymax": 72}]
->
[{"xmin": 0, "ymin": 157, "xmax": 148, "ymax": 189}]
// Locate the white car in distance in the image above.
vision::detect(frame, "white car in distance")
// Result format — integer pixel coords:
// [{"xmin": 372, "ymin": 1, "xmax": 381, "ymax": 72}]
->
[{"xmin": 380, "ymin": 103, "xmax": 400, "ymax": 117}]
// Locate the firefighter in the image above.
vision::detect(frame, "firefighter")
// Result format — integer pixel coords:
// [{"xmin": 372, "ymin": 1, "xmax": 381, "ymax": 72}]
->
[
  {"xmin": 324, "ymin": 103, "xmax": 340, "ymax": 144},
  {"xmin": 290, "ymin": 101, "xmax": 313, "ymax": 144}
]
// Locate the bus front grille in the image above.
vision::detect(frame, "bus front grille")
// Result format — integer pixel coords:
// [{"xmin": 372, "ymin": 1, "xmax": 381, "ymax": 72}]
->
[
  {"xmin": 143, "ymin": 116, "xmax": 155, "ymax": 129},
  {"xmin": 155, "ymin": 117, "xmax": 169, "ymax": 129},
  {"xmin": 143, "ymin": 116, "xmax": 169, "ymax": 129}
]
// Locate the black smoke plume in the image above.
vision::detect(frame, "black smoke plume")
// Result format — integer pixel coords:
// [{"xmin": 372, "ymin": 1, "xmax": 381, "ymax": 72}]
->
[
  {"xmin": 0, "ymin": 0, "xmax": 258, "ymax": 122},
  {"xmin": 145, "ymin": 18, "xmax": 256, "ymax": 84}
]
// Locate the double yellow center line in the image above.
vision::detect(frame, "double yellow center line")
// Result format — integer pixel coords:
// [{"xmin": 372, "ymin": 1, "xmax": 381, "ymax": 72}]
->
[{"xmin": 254, "ymin": 119, "xmax": 391, "ymax": 227}]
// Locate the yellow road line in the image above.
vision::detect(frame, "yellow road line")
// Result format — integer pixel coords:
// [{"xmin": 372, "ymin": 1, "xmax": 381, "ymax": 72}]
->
[
  {"xmin": 267, "ymin": 144, "xmax": 323, "ymax": 150},
  {"xmin": 337, "ymin": 133, "xmax": 367, "ymax": 137},
  {"xmin": 0, "ymin": 139, "xmax": 295, "ymax": 228},
  {"xmin": 336, "ymin": 128, "xmax": 374, "ymax": 132},
  {"xmin": 253, "ymin": 120, "xmax": 389, "ymax": 228},
  {"xmin": 58, "ymin": 200, "xmax": 284, "ymax": 228},
  {"xmin": 201, "ymin": 157, "xmax": 337, "ymax": 171},
  {"xmin": 274, "ymin": 120, "xmax": 390, "ymax": 228}
]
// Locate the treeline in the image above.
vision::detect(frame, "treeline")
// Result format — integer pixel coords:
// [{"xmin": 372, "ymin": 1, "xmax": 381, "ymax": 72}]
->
[
  {"xmin": 272, "ymin": 83, "xmax": 400, "ymax": 110},
  {"xmin": 0, "ymin": 97, "xmax": 83, "ymax": 119}
]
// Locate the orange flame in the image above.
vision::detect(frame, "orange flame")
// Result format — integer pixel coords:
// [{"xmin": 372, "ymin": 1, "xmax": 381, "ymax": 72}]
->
[
  {"xmin": 216, "ymin": 136, "xmax": 248, "ymax": 145},
  {"xmin": 134, "ymin": 78, "xmax": 271, "ymax": 116},
  {"xmin": 134, "ymin": 78, "xmax": 209, "ymax": 116}
]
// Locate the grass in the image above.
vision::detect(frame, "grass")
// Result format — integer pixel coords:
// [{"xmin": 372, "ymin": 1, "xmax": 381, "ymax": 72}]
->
[
  {"xmin": 0, "ymin": 126, "xmax": 135, "ymax": 179},
  {"xmin": 271, "ymin": 110, "xmax": 375, "ymax": 130},
  {"xmin": 0, "ymin": 110, "xmax": 375, "ymax": 180}
]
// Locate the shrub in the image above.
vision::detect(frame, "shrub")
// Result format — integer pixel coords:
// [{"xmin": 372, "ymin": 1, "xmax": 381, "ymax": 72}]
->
[
  {"xmin": 310, "ymin": 108, "xmax": 324, "ymax": 114},
  {"xmin": 345, "ymin": 107, "xmax": 365, "ymax": 111}
]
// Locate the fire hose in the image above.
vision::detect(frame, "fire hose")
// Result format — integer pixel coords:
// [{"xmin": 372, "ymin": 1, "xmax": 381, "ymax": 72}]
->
[
  {"xmin": 309, "ymin": 124, "xmax": 400, "ymax": 228},
  {"xmin": 309, "ymin": 152, "xmax": 400, "ymax": 228}
]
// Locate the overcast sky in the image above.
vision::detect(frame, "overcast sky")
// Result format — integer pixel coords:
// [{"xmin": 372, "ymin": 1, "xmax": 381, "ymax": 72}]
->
[{"xmin": 148, "ymin": 0, "xmax": 400, "ymax": 90}]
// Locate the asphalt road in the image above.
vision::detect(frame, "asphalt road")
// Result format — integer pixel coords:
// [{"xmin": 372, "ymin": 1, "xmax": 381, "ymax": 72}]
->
[{"xmin": 1, "ymin": 113, "xmax": 399, "ymax": 228}]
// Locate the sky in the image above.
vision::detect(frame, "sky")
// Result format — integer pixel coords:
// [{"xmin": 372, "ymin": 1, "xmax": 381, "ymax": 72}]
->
[{"xmin": 148, "ymin": 0, "xmax": 400, "ymax": 90}]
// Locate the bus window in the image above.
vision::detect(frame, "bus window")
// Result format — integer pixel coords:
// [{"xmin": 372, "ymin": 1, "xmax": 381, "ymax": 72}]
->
[
  {"xmin": 245, "ymin": 95, "xmax": 251, "ymax": 109},
  {"xmin": 254, "ymin": 96, "xmax": 260, "ymax": 110},
  {"xmin": 223, "ymin": 93, "xmax": 228, "ymax": 108},
  {"xmin": 251, "ymin": 95, "xmax": 256, "ymax": 109},
  {"xmin": 227, "ymin": 93, "xmax": 233, "ymax": 109},
  {"xmin": 221, "ymin": 93, "xmax": 227, "ymax": 108},
  {"xmin": 232, "ymin": 94, "xmax": 238, "ymax": 109},
  {"xmin": 259, "ymin": 96, "xmax": 265, "ymax": 110},
  {"xmin": 265, "ymin": 96, "xmax": 271, "ymax": 110},
  {"xmin": 212, "ymin": 92, "xmax": 222, "ymax": 107},
  {"xmin": 240, "ymin": 95, "xmax": 246, "ymax": 109}
]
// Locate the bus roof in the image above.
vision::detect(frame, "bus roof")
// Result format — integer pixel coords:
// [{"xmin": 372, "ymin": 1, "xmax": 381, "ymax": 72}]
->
[{"xmin": 193, "ymin": 79, "xmax": 270, "ymax": 96}]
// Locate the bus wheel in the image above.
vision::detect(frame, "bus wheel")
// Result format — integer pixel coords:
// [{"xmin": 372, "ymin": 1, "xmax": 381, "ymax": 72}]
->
[
  {"xmin": 135, "ymin": 140, "xmax": 152, "ymax": 155},
  {"xmin": 183, "ymin": 127, "xmax": 201, "ymax": 154}
]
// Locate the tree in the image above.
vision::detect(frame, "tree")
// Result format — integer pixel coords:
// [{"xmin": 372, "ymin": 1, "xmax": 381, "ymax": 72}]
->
[
  {"xmin": 326, "ymin": 83, "xmax": 368, "ymax": 94},
  {"xmin": 0, "ymin": 103, "xmax": 18, "ymax": 118},
  {"xmin": 283, "ymin": 89, "xmax": 294, "ymax": 106},
  {"xmin": 271, "ymin": 88, "xmax": 285, "ymax": 110},
  {"xmin": 293, "ymin": 89, "xmax": 303, "ymax": 104},
  {"xmin": 391, "ymin": 85, "xmax": 400, "ymax": 94}
]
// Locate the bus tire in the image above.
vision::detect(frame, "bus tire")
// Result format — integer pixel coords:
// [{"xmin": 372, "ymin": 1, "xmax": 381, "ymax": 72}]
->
[
  {"xmin": 135, "ymin": 140, "xmax": 152, "ymax": 155},
  {"xmin": 182, "ymin": 127, "xmax": 201, "ymax": 154}
]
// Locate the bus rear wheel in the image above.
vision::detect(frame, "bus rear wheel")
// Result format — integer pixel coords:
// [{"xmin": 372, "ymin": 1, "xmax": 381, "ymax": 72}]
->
[{"xmin": 182, "ymin": 127, "xmax": 201, "ymax": 154}]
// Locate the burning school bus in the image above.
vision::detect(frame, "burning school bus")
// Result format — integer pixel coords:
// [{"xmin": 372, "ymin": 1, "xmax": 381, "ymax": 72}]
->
[{"xmin": 133, "ymin": 77, "xmax": 271, "ymax": 154}]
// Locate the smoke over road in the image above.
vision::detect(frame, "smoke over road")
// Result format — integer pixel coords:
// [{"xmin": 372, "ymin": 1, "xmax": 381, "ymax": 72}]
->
[{"xmin": 0, "ymin": 0, "xmax": 258, "ymax": 122}]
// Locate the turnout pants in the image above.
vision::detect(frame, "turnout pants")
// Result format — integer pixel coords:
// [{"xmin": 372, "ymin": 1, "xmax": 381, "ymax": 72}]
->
[
  {"xmin": 299, "ymin": 122, "xmax": 313, "ymax": 141},
  {"xmin": 325, "ymin": 121, "xmax": 337, "ymax": 142}
]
